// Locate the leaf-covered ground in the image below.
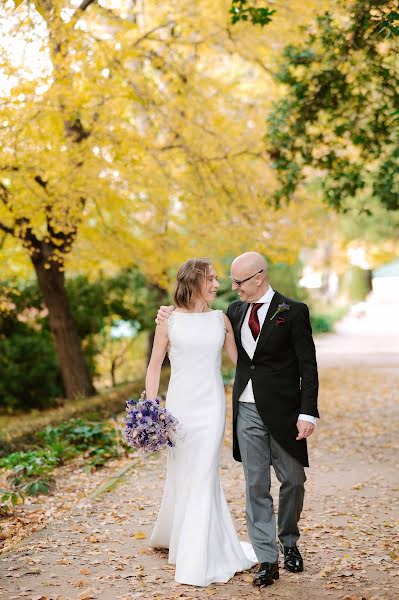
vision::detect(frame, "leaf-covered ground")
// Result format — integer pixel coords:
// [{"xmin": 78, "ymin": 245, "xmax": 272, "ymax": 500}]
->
[{"xmin": 1, "ymin": 307, "xmax": 398, "ymax": 600}]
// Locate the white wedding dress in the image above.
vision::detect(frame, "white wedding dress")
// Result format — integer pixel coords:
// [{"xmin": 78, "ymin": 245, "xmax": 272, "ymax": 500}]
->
[{"xmin": 149, "ymin": 309, "xmax": 257, "ymax": 586}]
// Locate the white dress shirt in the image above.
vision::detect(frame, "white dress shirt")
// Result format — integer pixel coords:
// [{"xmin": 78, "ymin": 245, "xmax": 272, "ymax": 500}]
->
[{"xmin": 238, "ymin": 286, "xmax": 316, "ymax": 425}]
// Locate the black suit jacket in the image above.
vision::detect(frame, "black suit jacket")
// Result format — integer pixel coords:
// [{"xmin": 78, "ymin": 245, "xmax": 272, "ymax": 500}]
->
[{"xmin": 226, "ymin": 290, "xmax": 319, "ymax": 467}]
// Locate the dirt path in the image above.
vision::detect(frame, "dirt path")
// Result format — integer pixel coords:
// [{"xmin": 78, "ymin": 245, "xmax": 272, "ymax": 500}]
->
[{"xmin": 1, "ymin": 302, "xmax": 398, "ymax": 600}]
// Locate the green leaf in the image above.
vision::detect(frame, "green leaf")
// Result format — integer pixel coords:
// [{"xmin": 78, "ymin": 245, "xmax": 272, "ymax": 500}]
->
[
  {"xmin": 230, "ymin": 1, "xmax": 275, "ymax": 27},
  {"xmin": 23, "ymin": 480, "xmax": 50, "ymax": 496}
]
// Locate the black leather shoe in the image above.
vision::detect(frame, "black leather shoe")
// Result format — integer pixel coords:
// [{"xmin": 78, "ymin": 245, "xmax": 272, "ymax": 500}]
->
[
  {"xmin": 252, "ymin": 562, "xmax": 279, "ymax": 587},
  {"xmin": 280, "ymin": 543, "xmax": 303, "ymax": 572}
]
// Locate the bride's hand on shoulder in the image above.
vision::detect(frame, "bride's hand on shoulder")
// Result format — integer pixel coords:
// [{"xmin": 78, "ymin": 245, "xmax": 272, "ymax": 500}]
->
[
  {"xmin": 223, "ymin": 314, "xmax": 237, "ymax": 366},
  {"xmin": 155, "ymin": 305, "xmax": 175, "ymax": 325}
]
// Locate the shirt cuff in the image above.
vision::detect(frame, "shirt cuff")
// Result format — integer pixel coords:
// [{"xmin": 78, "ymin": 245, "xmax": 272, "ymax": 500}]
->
[{"xmin": 298, "ymin": 414, "xmax": 316, "ymax": 425}]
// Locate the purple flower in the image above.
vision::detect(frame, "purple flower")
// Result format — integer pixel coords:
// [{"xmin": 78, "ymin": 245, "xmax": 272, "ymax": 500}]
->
[
  {"xmin": 270, "ymin": 302, "xmax": 290, "ymax": 321},
  {"xmin": 122, "ymin": 390, "xmax": 180, "ymax": 456}
]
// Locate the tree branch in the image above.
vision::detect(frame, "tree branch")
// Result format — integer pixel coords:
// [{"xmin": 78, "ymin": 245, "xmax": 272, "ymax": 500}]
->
[
  {"xmin": 0, "ymin": 181, "xmax": 38, "ymax": 245},
  {"xmin": 69, "ymin": 0, "xmax": 98, "ymax": 28},
  {"xmin": 0, "ymin": 181, "xmax": 11, "ymax": 210},
  {"xmin": 132, "ymin": 21, "xmax": 176, "ymax": 48},
  {"xmin": 78, "ymin": 0, "xmax": 97, "ymax": 11},
  {"xmin": 79, "ymin": 3, "xmax": 128, "ymax": 26},
  {"xmin": 0, "ymin": 182, "xmax": 16, "ymax": 235},
  {"xmin": 0, "ymin": 220, "xmax": 14, "ymax": 235}
]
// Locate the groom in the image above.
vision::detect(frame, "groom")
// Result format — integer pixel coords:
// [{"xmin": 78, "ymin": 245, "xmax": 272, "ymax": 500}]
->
[
  {"xmin": 157, "ymin": 251, "xmax": 319, "ymax": 587},
  {"xmin": 227, "ymin": 252, "xmax": 319, "ymax": 586}
]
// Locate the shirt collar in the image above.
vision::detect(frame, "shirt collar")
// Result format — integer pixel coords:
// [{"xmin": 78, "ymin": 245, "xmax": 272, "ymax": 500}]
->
[{"xmin": 256, "ymin": 286, "xmax": 274, "ymax": 304}]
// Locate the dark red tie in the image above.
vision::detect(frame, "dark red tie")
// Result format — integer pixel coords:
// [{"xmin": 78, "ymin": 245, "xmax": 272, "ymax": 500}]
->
[{"xmin": 248, "ymin": 303, "xmax": 263, "ymax": 340}]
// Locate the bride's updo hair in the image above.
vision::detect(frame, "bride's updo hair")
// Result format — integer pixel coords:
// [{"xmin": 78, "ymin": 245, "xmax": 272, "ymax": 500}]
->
[{"xmin": 173, "ymin": 258, "xmax": 212, "ymax": 309}]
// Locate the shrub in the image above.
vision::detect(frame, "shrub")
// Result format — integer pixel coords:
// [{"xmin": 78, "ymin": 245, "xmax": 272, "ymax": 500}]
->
[
  {"xmin": 0, "ymin": 418, "xmax": 123, "ymax": 497},
  {"xmin": 0, "ymin": 268, "xmax": 166, "ymax": 411},
  {"xmin": 0, "ymin": 448, "xmax": 59, "ymax": 495},
  {"xmin": 268, "ymin": 262, "xmax": 308, "ymax": 301},
  {"xmin": 0, "ymin": 323, "xmax": 63, "ymax": 411},
  {"xmin": 310, "ymin": 313, "xmax": 333, "ymax": 333},
  {"xmin": 38, "ymin": 418, "xmax": 120, "ymax": 469},
  {"xmin": 0, "ymin": 490, "xmax": 25, "ymax": 516}
]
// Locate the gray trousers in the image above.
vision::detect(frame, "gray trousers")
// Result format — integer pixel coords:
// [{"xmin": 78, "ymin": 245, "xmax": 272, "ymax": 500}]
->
[{"xmin": 237, "ymin": 401, "xmax": 306, "ymax": 563}]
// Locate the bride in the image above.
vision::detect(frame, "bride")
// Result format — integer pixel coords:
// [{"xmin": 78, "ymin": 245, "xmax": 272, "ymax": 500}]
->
[{"xmin": 145, "ymin": 257, "xmax": 257, "ymax": 586}]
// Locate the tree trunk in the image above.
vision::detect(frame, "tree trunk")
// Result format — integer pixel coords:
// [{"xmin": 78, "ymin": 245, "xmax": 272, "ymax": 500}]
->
[
  {"xmin": 32, "ymin": 259, "xmax": 96, "ymax": 399},
  {"xmin": 110, "ymin": 358, "xmax": 117, "ymax": 388}
]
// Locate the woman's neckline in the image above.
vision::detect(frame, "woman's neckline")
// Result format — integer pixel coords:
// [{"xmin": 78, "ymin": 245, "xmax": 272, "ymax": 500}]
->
[{"xmin": 174, "ymin": 309, "xmax": 216, "ymax": 314}]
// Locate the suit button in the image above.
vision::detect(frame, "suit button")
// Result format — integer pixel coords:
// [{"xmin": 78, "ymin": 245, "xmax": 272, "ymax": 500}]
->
[{"xmin": 250, "ymin": 365, "xmax": 255, "ymax": 370}]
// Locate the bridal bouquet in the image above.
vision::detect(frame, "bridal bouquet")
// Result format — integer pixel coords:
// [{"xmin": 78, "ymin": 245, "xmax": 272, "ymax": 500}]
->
[{"xmin": 122, "ymin": 391, "xmax": 179, "ymax": 456}]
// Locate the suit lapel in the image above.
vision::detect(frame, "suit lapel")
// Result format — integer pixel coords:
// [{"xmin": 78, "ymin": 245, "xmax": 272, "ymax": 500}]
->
[
  {"xmin": 254, "ymin": 291, "xmax": 284, "ymax": 357},
  {"xmin": 237, "ymin": 301, "xmax": 249, "ymax": 331},
  {"xmin": 235, "ymin": 301, "xmax": 251, "ymax": 361}
]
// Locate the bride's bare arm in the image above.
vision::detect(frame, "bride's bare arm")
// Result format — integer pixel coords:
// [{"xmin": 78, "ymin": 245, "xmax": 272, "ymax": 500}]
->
[
  {"xmin": 223, "ymin": 314, "xmax": 237, "ymax": 366},
  {"xmin": 145, "ymin": 321, "xmax": 169, "ymax": 400}
]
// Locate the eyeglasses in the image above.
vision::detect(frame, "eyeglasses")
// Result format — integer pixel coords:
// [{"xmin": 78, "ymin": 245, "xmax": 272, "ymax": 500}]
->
[{"xmin": 229, "ymin": 269, "xmax": 264, "ymax": 287}]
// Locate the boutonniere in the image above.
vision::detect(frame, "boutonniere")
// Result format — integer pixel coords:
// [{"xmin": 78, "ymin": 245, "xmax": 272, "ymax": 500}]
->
[{"xmin": 270, "ymin": 302, "xmax": 290, "ymax": 321}]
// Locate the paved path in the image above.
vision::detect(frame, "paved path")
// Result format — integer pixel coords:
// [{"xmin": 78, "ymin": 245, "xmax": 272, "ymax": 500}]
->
[
  {"xmin": 1, "ymin": 297, "xmax": 398, "ymax": 600},
  {"xmin": 315, "ymin": 294, "xmax": 399, "ymax": 367}
]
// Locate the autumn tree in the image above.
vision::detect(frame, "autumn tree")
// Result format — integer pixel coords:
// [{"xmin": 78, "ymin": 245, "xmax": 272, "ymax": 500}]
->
[
  {"xmin": 265, "ymin": 0, "xmax": 399, "ymax": 212},
  {"xmin": 0, "ymin": 0, "xmax": 331, "ymax": 399}
]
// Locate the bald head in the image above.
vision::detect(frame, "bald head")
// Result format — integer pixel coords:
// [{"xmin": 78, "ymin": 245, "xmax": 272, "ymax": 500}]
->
[
  {"xmin": 231, "ymin": 252, "xmax": 268, "ymax": 278},
  {"xmin": 230, "ymin": 252, "xmax": 269, "ymax": 302}
]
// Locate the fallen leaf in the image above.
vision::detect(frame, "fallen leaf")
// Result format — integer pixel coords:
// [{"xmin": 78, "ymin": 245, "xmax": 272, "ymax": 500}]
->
[
  {"xmin": 23, "ymin": 568, "xmax": 41, "ymax": 575},
  {"xmin": 79, "ymin": 589, "xmax": 97, "ymax": 600},
  {"xmin": 73, "ymin": 579, "xmax": 91, "ymax": 588}
]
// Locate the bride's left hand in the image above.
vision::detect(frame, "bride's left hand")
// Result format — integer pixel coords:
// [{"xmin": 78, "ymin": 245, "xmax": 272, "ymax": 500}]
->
[{"xmin": 155, "ymin": 305, "xmax": 175, "ymax": 324}]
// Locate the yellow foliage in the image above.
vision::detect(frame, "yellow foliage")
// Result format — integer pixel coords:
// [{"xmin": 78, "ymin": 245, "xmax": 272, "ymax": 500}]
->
[{"xmin": 0, "ymin": 0, "xmax": 335, "ymax": 286}]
